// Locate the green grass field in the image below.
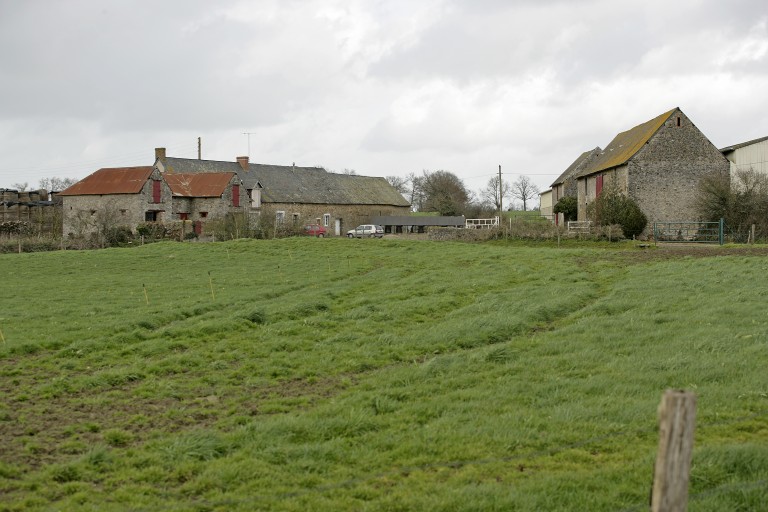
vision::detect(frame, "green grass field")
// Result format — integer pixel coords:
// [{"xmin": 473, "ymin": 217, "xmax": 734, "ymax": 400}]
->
[{"xmin": 1, "ymin": 239, "xmax": 766, "ymax": 511}]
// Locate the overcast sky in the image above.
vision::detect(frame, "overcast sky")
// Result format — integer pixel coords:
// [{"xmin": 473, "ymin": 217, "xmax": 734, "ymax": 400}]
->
[{"xmin": 1, "ymin": 0, "xmax": 767, "ymax": 203}]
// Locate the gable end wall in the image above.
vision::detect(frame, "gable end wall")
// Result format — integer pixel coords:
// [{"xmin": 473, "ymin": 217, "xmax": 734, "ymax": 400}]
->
[{"xmin": 627, "ymin": 111, "xmax": 730, "ymax": 227}]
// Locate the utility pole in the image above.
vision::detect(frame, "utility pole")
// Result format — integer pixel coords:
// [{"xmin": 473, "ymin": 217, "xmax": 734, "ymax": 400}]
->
[
  {"xmin": 242, "ymin": 132, "xmax": 257, "ymax": 157},
  {"xmin": 197, "ymin": 137, "xmax": 201, "ymax": 160},
  {"xmin": 498, "ymin": 164, "xmax": 503, "ymax": 218}
]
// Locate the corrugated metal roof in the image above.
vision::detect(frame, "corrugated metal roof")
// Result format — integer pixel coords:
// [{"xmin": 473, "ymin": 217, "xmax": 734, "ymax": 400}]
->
[
  {"xmin": 720, "ymin": 134, "xmax": 768, "ymax": 153},
  {"xmin": 165, "ymin": 172, "xmax": 235, "ymax": 197},
  {"xmin": 58, "ymin": 167, "xmax": 154, "ymax": 195},
  {"xmin": 162, "ymin": 157, "xmax": 411, "ymax": 207},
  {"xmin": 576, "ymin": 108, "xmax": 677, "ymax": 179},
  {"xmin": 551, "ymin": 147, "xmax": 601, "ymax": 187}
]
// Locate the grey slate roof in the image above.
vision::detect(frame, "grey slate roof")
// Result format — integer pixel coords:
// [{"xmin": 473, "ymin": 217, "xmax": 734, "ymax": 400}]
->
[
  {"xmin": 551, "ymin": 147, "xmax": 602, "ymax": 187},
  {"xmin": 161, "ymin": 157, "xmax": 410, "ymax": 207}
]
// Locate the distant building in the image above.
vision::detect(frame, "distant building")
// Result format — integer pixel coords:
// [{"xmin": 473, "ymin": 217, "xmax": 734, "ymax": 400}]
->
[
  {"xmin": 720, "ymin": 135, "xmax": 768, "ymax": 176},
  {"xmin": 549, "ymin": 147, "xmax": 601, "ymax": 226},
  {"xmin": 538, "ymin": 189, "xmax": 552, "ymax": 221}
]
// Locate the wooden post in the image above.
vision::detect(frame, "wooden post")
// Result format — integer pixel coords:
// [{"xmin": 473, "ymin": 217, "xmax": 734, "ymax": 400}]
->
[
  {"xmin": 651, "ymin": 390, "xmax": 696, "ymax": 512},
  {"xmin": 751, "ymin": 224, "xmax": 756, "ymax": 245}
]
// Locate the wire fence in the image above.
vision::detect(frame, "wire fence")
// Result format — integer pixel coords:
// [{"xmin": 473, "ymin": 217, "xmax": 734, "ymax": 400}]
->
[{"xmin": 137, "ymin": 407, "xmax": 768, "ymax": 511}]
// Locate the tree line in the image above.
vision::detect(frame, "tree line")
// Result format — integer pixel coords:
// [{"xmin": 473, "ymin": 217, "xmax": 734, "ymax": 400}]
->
[{"xmin": 385, "ymin": 171, "xmax": 540, "ymax": 217}]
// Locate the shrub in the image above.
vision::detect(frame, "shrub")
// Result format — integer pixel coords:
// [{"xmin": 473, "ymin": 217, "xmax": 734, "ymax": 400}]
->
[
  {"xmin": 103, "ymin": 226, "xmax": 133, "ymax": 246},
  {"xmin": 695, "ymin": 169, "xmax": 768, "ymax": 242},
  {"xmin": 586, "ymin": 187, "xmax": 647, "ymax": 239},
  {"xmin": 553, "ymin": 196, "xmax": 578, "ymax": 222}
]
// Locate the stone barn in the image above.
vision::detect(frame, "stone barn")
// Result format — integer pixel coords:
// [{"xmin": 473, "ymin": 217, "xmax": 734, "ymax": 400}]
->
[{"xmin": 575, "ymin": 107, "xmax": 730, "ymax": 229}]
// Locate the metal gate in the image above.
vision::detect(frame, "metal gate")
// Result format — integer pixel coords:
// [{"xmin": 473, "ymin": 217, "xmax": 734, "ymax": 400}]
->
[{"xmin": 653, "ymin": 219, "xmax": 724, "ymax": 245}]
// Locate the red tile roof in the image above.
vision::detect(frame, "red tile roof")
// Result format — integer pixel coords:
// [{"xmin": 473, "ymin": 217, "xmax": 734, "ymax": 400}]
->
[
  {"xmin": 164, "ymin": 172, "xmax": 235, "ymax": 197},
  {"xmin": 59, "ymin": 167, "xmax": 154, "ymax": 195}
]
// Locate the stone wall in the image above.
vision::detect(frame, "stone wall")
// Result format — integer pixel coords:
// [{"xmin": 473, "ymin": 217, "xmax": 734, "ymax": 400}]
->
[{"xmin": 628, "ymin": 111, "xmax": 730, "ymax": 226}]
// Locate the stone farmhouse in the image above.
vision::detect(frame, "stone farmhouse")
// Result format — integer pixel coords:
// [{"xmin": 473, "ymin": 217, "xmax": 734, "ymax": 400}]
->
[
  {"xmin": 59, "ymin": 165, "xmax": 247, "ymax": 236},
  {"xmin": 573, "ymin": 107, "xmax": 730, "ymax": 227},
  {"xmin": 720, "ymin": 135, "xmax": 768, "ymax": 176},
  {"xmin": 152, "ymin": 148, "xmax": 411, "ymax": 236},
  {"xmin": 59, "ymin": 148, "xmax": 410, "ymax": 237}
]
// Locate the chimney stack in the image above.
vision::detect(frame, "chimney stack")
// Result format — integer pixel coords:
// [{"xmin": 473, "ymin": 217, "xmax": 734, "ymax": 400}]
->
[
  {"xmin": 155, "ymin": 147, "xmax": 166, "ymax": 162},
  {"xmin": 236, "ymin": 156, "xmax": 249, "ymax": 170}
]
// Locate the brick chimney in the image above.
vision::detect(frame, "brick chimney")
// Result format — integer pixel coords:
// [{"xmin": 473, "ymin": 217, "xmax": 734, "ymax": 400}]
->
[
  {"xmin": 236, "ymin": 156, "xmax": 249, "ymax": 170},
  {"xmin": 155, "ymin": 147, "xmax": 166, "ymax": 162}
]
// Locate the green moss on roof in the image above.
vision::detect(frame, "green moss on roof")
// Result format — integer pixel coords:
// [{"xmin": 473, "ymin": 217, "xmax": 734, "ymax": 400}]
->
[{"xmin": 576, "ymin": 108, "xmax": 677, "ymax": 178}]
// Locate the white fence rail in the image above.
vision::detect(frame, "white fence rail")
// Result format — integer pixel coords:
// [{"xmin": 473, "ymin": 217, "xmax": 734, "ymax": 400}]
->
[
  {"xmin": 466, "ymin": 217, "xmax": 499, "ymax": 229},
  {"xmin": 567, "ymin": 220, "xmax": 592, "ymax": 232}
]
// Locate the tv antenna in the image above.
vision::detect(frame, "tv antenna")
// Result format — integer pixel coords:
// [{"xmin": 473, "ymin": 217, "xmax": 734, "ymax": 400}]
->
[{"xmin": 242, "ymin": 132, "xmax": 257, "ymax": 157}]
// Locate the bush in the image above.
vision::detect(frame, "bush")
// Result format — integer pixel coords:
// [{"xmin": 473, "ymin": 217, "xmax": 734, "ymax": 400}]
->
[
  {"xmin": 586, "ymin": 187, "xmax": 647, "ymax": 239},
  {"xmin": 103, "ymin": 226, "xmax": 133, "ymax": 246},
  {"xmin": 136, "ymin": 223, "xmax": 168, "ymax": 239},
  {"xmin": 553, "ymin": 196, "xmax": 578, "ymax": 222},
  {"xmin": 695, "ymin": 169, "xmax": 768, "ymax": 242}
]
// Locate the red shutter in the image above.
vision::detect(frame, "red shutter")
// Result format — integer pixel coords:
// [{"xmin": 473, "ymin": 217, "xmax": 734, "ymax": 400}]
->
[
  {"xmin": 596, "ymin": 175, "xmax": 603, "ymax": 197},
  {"xmin": 232, "ymin": 185, "xmax": 240, "ymax": 207},
  {"xmin": 152, "ymin": 180, "xmax": 161, "ymax": 203}
]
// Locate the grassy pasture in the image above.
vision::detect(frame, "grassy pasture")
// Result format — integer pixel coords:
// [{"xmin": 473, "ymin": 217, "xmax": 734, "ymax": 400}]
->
[{"xmin": 0, "ymin": 239, "xmax": 767, "ymax": 511}]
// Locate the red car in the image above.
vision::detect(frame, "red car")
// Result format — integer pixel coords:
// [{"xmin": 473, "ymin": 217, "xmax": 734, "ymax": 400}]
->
[{"xmin": 304, "ymin": 224, "xmax": 327, "ymax": 237}]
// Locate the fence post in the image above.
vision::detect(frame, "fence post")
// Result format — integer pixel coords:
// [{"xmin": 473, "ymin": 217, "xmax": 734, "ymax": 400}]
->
[
  {"xmin": 651, "ymin": 390, "xmax": 696, "ymax": 512},
  {"xmin": 719, "ymin": 218, "xmax": 724, "ymax": 246}
]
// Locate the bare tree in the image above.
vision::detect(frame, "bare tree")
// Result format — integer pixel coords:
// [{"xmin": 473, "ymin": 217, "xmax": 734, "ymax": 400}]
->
[
  {"xmin": 39, "ymin": 177, "xmax": 77, "ymax": 192},
  {"xmin": 510, "ymin": 175, "xmax": 540, "ymax": 211},
  {"xmin": 406, "ymin": 172, "xmax": 425, "ymax": 211},
  {"xmin": 12, "ymin": 182, "xmax": 28, "ymax": 192},
  {"xmin": 480, "ymin": 176, "xmax": 510, "ymax": 212},
  {"xmin": 385, "ymin": 175, "xmax": 410, "ymax": 195}
]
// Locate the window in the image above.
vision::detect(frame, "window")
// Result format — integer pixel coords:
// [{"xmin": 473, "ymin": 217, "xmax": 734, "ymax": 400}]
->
[
  {"xmin": 179, "ymin": 213, "xmax": 189, "ymax": 220},
  {"xmin": 90, "ymin": 210, "xmax": 96, "ymax": 216},
  {"xmin": 276, "ymin": 211, "xmax": 285, "ymax": 224},
  {"xmin": 199, "ymin": 211, "xmax": 208, "ymax": 218},
  {"xmin": 323, "ymin": 213, "xmax": 331, "ymax": 227},
  {"xmin": 232, "ymin": 185, "xmax": 240, "ymax": 207},
  {"xmin": 152, "ymin": 180, "xmax": 161, "ymax": 203},
  {"xmin": 292, "ymin": 213, "xmax": 300, "ymax": 224},
  {"xmin": 145, "ymin": 211, "xmax": 157, "ymax": 222},
  {"xmin": 676, "ymin": 116, "xmax": 681, "ymax": 127},
  {"xmin": 120, "ymin": 209, "xmax": 126, "ymax": 215}
]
